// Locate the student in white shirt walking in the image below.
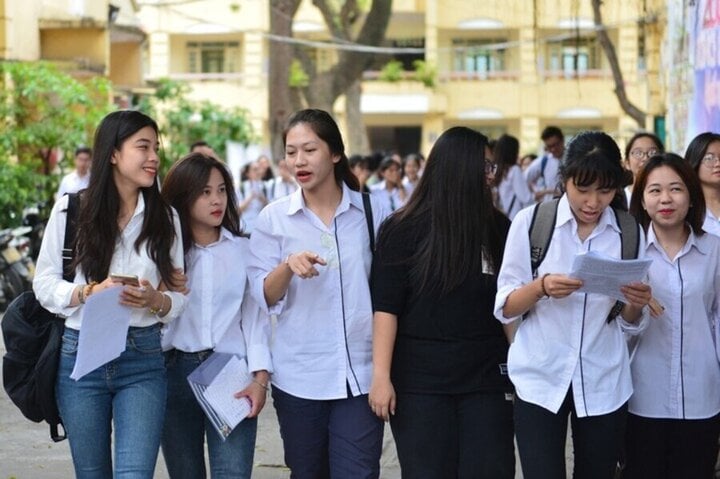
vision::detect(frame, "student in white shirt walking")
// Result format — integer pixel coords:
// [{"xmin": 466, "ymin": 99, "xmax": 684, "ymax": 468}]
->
[
  {"xmin": 624, "ymin": 153, "xmax": 720, "ymax": 478},
  {"xmin": 494, "ymin": 134, "xmax": 534, "ymax": 220},
  {"xmin": 622, "ymin": 132, "xmax": 664, "ymax": 206},
  {"xmin": 56, "ymin": 146, "xmax": 92, "ymax": 199},
  {"xmin": 684, "ymin": 132, "xmax": 720, "ymax": 237},
  {"xmin": 160, "ymin": 153, "xmax": 271, "ymax": 478},
  {"xmin": 247, "ymin": 109, "xmax": 389, "ymax": 479},
  {"xmin": 267, "ymin": 158, "xmax": 298, "ymax": 201},
  {"xmin": 370, "ymin": 156, "xmax": 407, "ymax": 212},
  {"xmin": 494, "ymin": 131, "xmax": 653, "ymax": 479},
  {"xmin": 34, "ymin": 110, "xmax": 187, "ymax": 477},
  {"xmin": 524, "ymin": 126, "xmax": 565, "ymax": 202}
]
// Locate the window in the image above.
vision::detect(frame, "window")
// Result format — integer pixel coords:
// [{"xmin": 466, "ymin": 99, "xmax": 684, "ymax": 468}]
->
[
  {"xmin": 390, "ymin": 38, "xmax": 425, "ymax": 71},
  {"xmin": 452, "ymin": 39, "xmax": 506, "ymax": 77},
  {"xmin": 547, "ymin": 37, "xmax": 599, "ymax": 77},
  {"xmin": 187, "ymin": 41, "xmax": 240, "ymax": 74}
]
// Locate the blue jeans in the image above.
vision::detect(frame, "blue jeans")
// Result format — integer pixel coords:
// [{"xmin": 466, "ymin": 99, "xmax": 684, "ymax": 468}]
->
[
  {"xmin": 161, "ymin": 349, "xmax": 257, "ymax": 479},
  {"xmin": 56, "ymin": 324, "xmax": 166, "ymax": 479},
  {"xmin": 272, "ymin": 385, "xmax": 383, "ymax": 479}
]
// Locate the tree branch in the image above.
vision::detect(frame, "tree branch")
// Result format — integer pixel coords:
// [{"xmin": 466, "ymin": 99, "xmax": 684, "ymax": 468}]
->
[{"xmin": 591, "ymin": 0, "xmax": 646, "ymax": 128}]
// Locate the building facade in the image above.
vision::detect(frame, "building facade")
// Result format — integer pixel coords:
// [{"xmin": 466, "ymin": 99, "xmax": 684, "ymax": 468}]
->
[{"xmin": 139, "ymin": 0, "xmax": 667, "ymax": 155}]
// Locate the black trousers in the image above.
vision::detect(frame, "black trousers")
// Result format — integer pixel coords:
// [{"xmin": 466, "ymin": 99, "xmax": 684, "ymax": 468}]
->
[
  {"xmin": 514, "ymin": 389, "xmax": 627, "ymax": 479},
  {"xmin": 389, "ymin": 390, "xmax": 515, "ymax": 479},
  {"xmin": 623, "ymin": 412, "xmax": 720, "ymax": 479}
]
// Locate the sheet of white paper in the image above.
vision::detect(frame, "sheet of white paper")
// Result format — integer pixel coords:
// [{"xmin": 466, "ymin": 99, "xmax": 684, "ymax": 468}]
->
[
  {"xmin": 569, "ymin": 250, "xmax": 652, "ymax": 302},
  {"xmin": 202, "ymin": 355, "xmax": 252, "ymax": 428},
  {"xmin": 70, "ymin": 286, "xmax": 132, "ymax": 380}
]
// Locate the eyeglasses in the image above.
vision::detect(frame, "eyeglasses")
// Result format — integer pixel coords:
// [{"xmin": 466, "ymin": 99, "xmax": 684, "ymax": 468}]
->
[
  {"xmin": 485, "ymin": 161, "xmax": 497, "ymax": 175},
  {"xmin": 701, "ymin": 153, "xmax": 720, "ymax": 167},
  {"xmin": 629, "ymin": 149, "xmax": 659, "ymax": 160}
]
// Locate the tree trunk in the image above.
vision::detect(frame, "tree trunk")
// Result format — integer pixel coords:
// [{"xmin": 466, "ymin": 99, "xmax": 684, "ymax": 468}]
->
[
  {"xmin": 345, "ymin": 79, "xmax": 369, "ymax": 155},
  {"xmin": 269, "ymin": 0, "xmax": 302, "ymax": 160},
  {"xmin": 591, "ymin": 0, "xmax": 646, "ymax": 128}
]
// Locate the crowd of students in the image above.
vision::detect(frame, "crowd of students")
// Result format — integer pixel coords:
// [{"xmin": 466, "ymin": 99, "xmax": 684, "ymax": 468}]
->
[{"xmin": 33, "ymin": 107, "xmax": 720, "ymax": 479}]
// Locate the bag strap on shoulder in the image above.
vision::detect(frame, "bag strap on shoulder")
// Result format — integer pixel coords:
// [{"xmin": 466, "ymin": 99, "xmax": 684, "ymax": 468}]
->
[
  {"xmin": 361, "ymin": 192, "xmax": 375, "ymax": 254},
  {"xmin": 61, "ymin": 193, "xmax": 79, "ymax": 282},
  {"xmin": 528, "ymin": 198, "xmax": 559, "ymax": 279}
]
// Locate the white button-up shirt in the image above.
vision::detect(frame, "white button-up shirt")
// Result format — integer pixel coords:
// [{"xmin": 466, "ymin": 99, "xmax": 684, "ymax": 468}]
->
[
  {"xmin": 524, "ymin": 153, "xmax": 560, "ymax": 202},
  {"xmin": 34, "ymin": 194, "xmax": 187, "ymax": 330},
  {"xmin": 161, "ymin": 229, "xmax": 272, "ymax": 373},
  {"xmin": 247, "ymin": 184, "xmax": 388, "ymax": 400},
  {"xmin": 702, "ymin": 209, "xmax": 720, "ymax": 237},
  {"xmin": 369, "ymin": 181, "xmax": 405, "ymax": 212},
  {"xmin": 498, "ymin": 164, "xmax": 534, "ymax": 220},
  {"xmin": 629, "ymin": 226, "xmax": 720, "ymax": 419},
  {"xmin": 494, "ymin": 195, "xmax": 647, "ymax": 417}
]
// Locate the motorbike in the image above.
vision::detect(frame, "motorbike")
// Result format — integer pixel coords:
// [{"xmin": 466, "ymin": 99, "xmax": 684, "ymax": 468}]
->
[{"xmin": 0, "ymin": 227, "xmax": 35, "ymax": 311}]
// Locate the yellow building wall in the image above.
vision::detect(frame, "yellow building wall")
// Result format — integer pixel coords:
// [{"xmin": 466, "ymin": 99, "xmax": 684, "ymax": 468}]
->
[
  {"xmin": 110, "ymin": 42, "xmax": 142, "ymax": 87},
  {"xmin": 40, "ymin": 28, "xmax": 107, "ymax": 71}
]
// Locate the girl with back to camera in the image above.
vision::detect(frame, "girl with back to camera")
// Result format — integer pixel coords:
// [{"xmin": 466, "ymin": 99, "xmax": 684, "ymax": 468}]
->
[
  {"xmin": 494, "ymin": 133, "xmax": 534, "ymax": 220},
  {"xmin": 33, "ymin": 110, "xmax": 187, "ymax": 478},
  {"xmin": 369, "ymin": 127, "xmax": 515, "ymax": 478},
  {"xmin": 160, "ymin": 153, "xmax": 272, "ymax": 478},
  {"xmin": 624, "ymin": 153, "xmax": 720, "ymax": 478},
  {"xmin": 684, "ymin": 132, "xmax": 720, "ymax": 236},
  {"xmin": 623, "ymin": 132, "xmax": 664, "ymax": 205},
  {"xmin": 247, "ymin": 109, "xmax": 389, "ymax": 478},
  {"xmin": 494, "ymin": 131, "xmax": 653, "ymax": 479}
]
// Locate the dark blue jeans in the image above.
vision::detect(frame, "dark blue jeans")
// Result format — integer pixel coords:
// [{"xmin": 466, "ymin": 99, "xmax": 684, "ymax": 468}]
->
[
  {"xmin": 56, "ymin": 324, "xmax": 166, "ymax": 479},
  {"xmin": 161, "ymin": 349, "xmax": 257, "ymax": 479},
  {"xmin": 271, "ymin": 385, "xmax": 383, "ymax": 479},
  {"xmin": 514, "ymin": 390, "xmax": 627, "ymax": 479},
  {"xmin": 390, "ymin": 390, "xmax": 515, "ymax": 479}
]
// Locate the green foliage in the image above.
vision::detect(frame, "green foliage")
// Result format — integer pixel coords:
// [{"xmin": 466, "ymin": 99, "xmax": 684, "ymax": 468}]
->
[
  {"xmin": 0, "ymin": 158, "xmax": 49, "ymax": 227},
  {"xmin": 413, "ymin": 59, "xmax": 436, "ymax": 88},
  {"xmin": 288, "ymin": 59, "xmax": 310, "ymax": 88},
  {"xmin": 136, "ymin": 78, "xmax": 256, "ymax": 172},
  {"xmin": 0, "ymin": 61, "xmax": 112, "ymax": 226},
  {"xmin": 378, "ymin": 60, "xmax": 404, "ymax": 82}
]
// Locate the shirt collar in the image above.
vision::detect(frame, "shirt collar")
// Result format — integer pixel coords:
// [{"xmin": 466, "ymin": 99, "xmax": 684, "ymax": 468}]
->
[
  {"xmin": 285, "ymin": 182, "xmax": 361, "ymax": 216},
  {"xmin": 646, "ymin": 223, "xmax": 708, "ymax": 256},
  {"xmin": 555, "ymin": 194, "xmax": 620, "ymax": 234}
]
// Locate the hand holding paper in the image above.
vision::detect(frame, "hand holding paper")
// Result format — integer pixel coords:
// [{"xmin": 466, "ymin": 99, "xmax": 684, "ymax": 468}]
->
[{"xmin": 569, "ymin": 251, "xmax": 652, "ymax": 303}]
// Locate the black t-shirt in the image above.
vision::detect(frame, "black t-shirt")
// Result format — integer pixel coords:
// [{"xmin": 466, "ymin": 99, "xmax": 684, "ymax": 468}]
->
[{"xmin": 371, "ymin": 211, "xmax": 512, "ymax": 395}]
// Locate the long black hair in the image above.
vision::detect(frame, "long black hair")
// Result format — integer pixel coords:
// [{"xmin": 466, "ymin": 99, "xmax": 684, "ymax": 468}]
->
[
  {"xmin": 162, "ymin": 152, "xmax": 243, "ymax": 254},
  {"xmin": 493, "ymin": 133, "xmax": 520, "ymax": 185},
  {"xmin": 282, "ymin": 109, "xmax": 360, "ymax": 191},
  {"xmin": 559, "ymin": 131, "xmax": 632, "ymax": 210},
  {"xmin": 73, "ymin": 110, "xmax": 177, "ymax": 286},
  {"xmin": 377, "ymin": 126, "xmax": 504, "ymax": 296}
]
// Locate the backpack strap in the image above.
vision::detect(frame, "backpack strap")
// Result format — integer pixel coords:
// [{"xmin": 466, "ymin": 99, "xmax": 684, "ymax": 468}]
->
[
  {"xmin": 361, "ymin": 192, "xmax": 375, "ymax": 254},
  {"xmin": 540, "ymin": 154, "xmax": 549, "ymax": 182},
  {"xmin": 605, "ymin": 207, "xmax": 641, "ymax": 323},
  {"xmin": 61, "ymin": 193, "xmax": 79, "ymax": 282},
  {"xmin": 528, "ymin": 198, "xmax": 559, "ymax": 279}
]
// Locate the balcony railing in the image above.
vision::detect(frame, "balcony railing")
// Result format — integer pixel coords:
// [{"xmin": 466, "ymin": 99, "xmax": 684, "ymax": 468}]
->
[
  {"xmin": 540, "ymin": 69, "xmax": 613, "ymax": 80},
  {"xmin": 167, "ymin": 72, "xmax": 247, "ymax": 82}
]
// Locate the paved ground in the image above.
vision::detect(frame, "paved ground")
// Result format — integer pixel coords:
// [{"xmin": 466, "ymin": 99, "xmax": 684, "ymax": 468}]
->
[{"xmin": 0, "ymin": 321, "xmax": 577, "ymax": 478}]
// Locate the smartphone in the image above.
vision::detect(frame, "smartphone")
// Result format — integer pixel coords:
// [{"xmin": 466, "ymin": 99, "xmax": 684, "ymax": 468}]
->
[{"xmin": 110, "ymin": 273, "xmax": 140, "ymax": 287}]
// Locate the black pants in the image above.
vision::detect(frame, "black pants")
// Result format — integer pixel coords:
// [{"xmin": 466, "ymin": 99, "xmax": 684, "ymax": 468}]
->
[
  {"xmin": 390, "ymin": 390, "xmax": 515, "ymax": 479},
  {"xmin": 514, "ymin": 390, "xmax": 627, "ymax": 479},
  {"xmin": 623, "ymin": 412, "xmax": 720, "ymax": 479}
]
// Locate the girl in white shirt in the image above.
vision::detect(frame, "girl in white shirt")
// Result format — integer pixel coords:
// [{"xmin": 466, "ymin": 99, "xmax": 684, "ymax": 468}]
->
[
  {"xmin": 494, "ymin": 131, "xmax": 653, "ymax": 479},
  {"xmin": 684, "ymin": 132, "xmax": 720, "ymax": 237},
  {"xmin": 494, "ymin": 134, "xmax": 534, "ymax": 220},
  {"xmin": 33, "ymin": 110, "xmax": 187, "ymax": 477},
  {"xmin": 624, "ymin": 153, "xmax": 720, "ymax": 478},
  {"xmin": 247, "ymin": 109, "xmax": 388, "ymax": 479},
  {"xmin": 622, "ymin": 132, "xmax": 664, "ymax": 207},
  {"xmin": 160, "ymin": 153, "xmax": 271, "ymax": 478}
]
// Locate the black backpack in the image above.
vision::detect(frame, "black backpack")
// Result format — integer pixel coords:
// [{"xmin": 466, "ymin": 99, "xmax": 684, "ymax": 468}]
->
[
  {"xmin": 528, "ymin": 198, "xmax": 639, "ymax": 322},
  {"xmin": 2, "ymin": 193, "xmax": 78, "ymax": 442}
]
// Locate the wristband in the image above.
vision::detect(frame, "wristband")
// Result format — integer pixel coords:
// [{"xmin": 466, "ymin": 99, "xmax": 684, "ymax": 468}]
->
[
  {"xmin": 148, "ymin": 293, "xmax": 165, "ymax": 315},
  {"xmin": 284, "ymin": 253, "xmax": 293, "ymax": 265},
  {"xmin": 540, "ymin": 273, "xmax": 550, "ymax": 298},
  {"xmin": 253, "ymin": 379, "xmax": 270, "ymax": 391}
]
